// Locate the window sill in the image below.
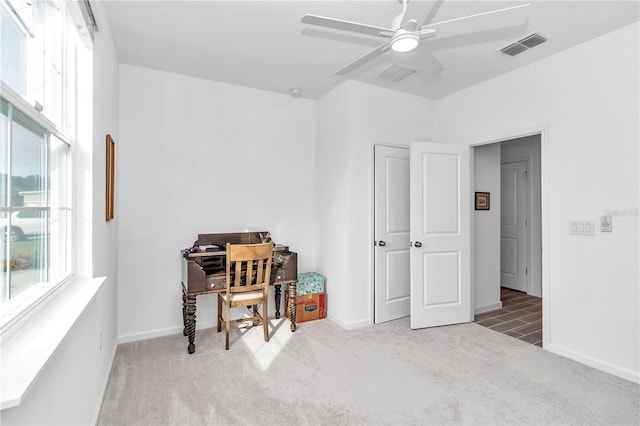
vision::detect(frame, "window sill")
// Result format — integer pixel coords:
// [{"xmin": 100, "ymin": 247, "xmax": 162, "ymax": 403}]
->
[{"xmin": 0, "ymin": 276, "xmax": 106, "ymax": 410}]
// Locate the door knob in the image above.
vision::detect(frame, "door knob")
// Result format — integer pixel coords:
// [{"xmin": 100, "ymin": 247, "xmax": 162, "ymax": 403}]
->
[
  {"xmin": 414, "ymin": 241, "xmax": 422, "ymax": 248},
  {"xmin": 378, "ymin": 240, "xmax": 387, "ymax": 247}
]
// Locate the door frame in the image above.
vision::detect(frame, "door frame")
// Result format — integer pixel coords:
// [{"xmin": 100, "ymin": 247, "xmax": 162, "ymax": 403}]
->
[{"xmin": 471, "ymin": 126, "xmax": 550, "ymax": 349}]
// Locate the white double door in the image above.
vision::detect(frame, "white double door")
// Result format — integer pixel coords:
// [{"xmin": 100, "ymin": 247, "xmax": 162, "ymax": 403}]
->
[{"xmin": 374, "ymin": 143, "xmax": 471, "ymax": 329}]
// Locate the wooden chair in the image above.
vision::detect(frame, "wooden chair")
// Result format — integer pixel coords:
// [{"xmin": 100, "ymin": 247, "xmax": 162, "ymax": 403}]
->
[{"xmin": 217, "ymin": 241, "xmax": 274, "ymax": 350}]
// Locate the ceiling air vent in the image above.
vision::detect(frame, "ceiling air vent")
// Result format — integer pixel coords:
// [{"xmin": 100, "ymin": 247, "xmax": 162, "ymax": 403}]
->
[
  {"xmin": 500, "ymin": 32, "xmax": 548, "ymax": 56},
  {"xmin": 375, "ymin": 63, "xmax": 416, "ymax": 82},
  {"xmin": 501, "ymin": 43, "xmax": 528, "ymax": 56},
  {"xmin": 519, "ymin": 33, "xmax": 547, "ymax": 49}
]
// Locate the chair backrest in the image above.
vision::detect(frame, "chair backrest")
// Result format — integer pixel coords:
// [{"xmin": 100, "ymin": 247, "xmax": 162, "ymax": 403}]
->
[{"xmin": 225, "ymin": 242, "xmax": 274, "ymax": 295}]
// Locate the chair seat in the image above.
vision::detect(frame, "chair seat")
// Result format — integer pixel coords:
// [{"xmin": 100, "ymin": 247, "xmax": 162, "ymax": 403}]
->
[{"xmin": 220, "ymin": 290, "xmax": 263, "ymax": 303}]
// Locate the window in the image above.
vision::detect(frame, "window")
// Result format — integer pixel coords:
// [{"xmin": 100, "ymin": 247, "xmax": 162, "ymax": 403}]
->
[{"xmin": 1, "ymin": 0, "xmax": 78, "ymax": 325}]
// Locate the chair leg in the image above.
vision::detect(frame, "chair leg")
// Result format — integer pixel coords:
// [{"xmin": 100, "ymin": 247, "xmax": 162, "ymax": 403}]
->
[
  {"xmin": 253, "ymin": 305, "xmax": 258, "ymax": 326},
  {"xmin": 217, "ymin": 296, "xmax": 222, "ymax": 332},
  {"xmin": 263, "ymin": 301, "xmax": 269, "ymax": 342},
  {"xmin": 225, "ymin": 303, "xmax": 231, "ymax": 350}
]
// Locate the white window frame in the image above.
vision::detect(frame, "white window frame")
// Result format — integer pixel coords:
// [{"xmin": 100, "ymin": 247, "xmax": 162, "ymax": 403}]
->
[
  {"xmin": 0, "ymin": 82, "xmax": 74, "ymax": 333},
  {"xmin": 0, "ymin": 0, "xmax": 78, "ymax": 333}
]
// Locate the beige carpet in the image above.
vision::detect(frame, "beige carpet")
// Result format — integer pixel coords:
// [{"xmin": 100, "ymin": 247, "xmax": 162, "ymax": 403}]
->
[{"xmin": 98, "ymin": 317, "xmax": 639, "ymax": 425}]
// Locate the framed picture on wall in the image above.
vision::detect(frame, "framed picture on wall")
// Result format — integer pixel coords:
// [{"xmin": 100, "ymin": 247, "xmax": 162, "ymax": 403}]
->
[
  {"xmin": 475, "ymin": 192, "xmax": 490, "ymax": 210},
  {"xmin": 106, "ymin": 134, "xmax": 115, "ymax": 221}
]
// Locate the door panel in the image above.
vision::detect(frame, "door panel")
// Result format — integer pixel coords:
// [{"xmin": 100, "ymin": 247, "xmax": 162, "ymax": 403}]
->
[
  {"xmin": 410, "ymin": 142, "xmax": 471, "ymax": 329},
  {"xmin": 386, "ymin": 249, "xmax": 410, "ymax": 301},
  {"xmin": 374, "ymin": 145, "xmax": 410, "ymax": 323},
  {"xmin": 501, "ymin": 161, "xmax": 527, "ymax": 292},
  {"xmin": 424, "ymin": 153, "xmax": 459, "ymax": 234},
  {"xmin": 423, "ymin": 251, "xmax": 460, "ymax": 306}
]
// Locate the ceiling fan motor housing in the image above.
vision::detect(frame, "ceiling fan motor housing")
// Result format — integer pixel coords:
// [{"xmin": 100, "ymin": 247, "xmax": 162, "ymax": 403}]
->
[{"xmin": 391, "ymin": 29, "xmax": 421, "ymax": 52}]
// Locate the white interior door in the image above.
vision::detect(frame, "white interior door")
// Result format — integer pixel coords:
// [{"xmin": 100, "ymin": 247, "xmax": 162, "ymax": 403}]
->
[
  {"xmin": 374, "ymin": 145, "xmax": 410, "ymax": 323},
  {"xmin": 501, "ymin": 161, "xmax": 528, "ymax": 292},
  {"xmin": 410, "ymin": 142, "xmax": 471, "ymax": 329}
]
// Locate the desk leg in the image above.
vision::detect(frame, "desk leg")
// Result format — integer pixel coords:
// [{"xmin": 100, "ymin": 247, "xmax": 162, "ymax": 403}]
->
[
  {"xmin": 182, "ymin": 290, "xmax": 188, "ymax": 336},
  {"xmin": 274, "ymin": 284, "xmax": 281, "ymax": 319},
  {"xmin": 185, "ymin": 294, "xmax": 197, "ymax": 354},
  {"xmin": 288, "ymin": 282, "xmax": 297, "ymax": 332}
]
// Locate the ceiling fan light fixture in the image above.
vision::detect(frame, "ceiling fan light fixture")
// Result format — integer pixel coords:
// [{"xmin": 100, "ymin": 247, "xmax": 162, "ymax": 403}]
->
[{"xmin": 390, "ymin": 31, "xmax": 420, "ymax": 53}]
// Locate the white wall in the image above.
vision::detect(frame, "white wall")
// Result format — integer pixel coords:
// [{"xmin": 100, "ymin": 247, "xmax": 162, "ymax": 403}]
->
[
  {"xmin": 502, "ymin": 135, "xmax": 542, "ymax": 297},
  {"xmin": 0, "ymin": 3, "xmax": 120, "ymax": 424},
  {"xmin": 435, "ymin": 23, "xmax": 639, "ymax": 382},
  {"xmin": 316, "ymin": 81, "xmax": 435, "ymax": 327},
  {"xmin": 117, "ymin": 65, "xmax": 317, "ymax": 341},
  {"xmin": 473, "ymin": 143, "xmax": 501, "ymax": 314}
]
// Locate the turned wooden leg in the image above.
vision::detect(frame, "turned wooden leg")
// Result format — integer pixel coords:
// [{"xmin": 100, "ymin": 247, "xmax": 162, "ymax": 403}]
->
[
  {"xmin": 182, "ymin": 290, "xmax": 188, "ymax": 336},
  {"xmin": 289, "ymin": 282, "xmax": 297, "ymax": 332},
  {"xmin": 274, "ymin": 284, "xmax": 282, "ymax": 319},
  {"xmin": 185, "ymin": 295, "xmax": 197, "ymax": 354}
]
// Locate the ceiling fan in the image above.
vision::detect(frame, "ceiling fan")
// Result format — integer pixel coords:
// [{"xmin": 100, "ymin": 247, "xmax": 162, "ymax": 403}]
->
[{"xmin": 301, "ymin": 0, "xmax": 531, "ymax": 77}]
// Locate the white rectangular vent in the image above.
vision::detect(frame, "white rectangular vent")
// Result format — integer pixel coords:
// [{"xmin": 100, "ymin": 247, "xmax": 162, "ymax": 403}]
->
[
  {"xmin": 500, "ymin": 32, "xmax": 547, "ymax": 56},
  {"xmin": 519, "ymin": 33, "xmax": 547, "ymax": 49},
  {"xmin": 375, "ymin": 63, "xmax": 416, "ymax": 82},
  {"xmin": 501, "ymin": 43, "xmax": 528, "ymax": 56}
]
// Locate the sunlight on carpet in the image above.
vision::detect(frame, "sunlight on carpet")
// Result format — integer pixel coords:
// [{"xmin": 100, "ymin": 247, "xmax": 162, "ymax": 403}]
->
[{"xmin": 240, "ymin": 318, "xmax": 292, "ymax": 370}]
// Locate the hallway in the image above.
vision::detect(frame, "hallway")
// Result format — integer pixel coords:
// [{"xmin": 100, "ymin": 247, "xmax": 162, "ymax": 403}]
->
[{"xmin": 474, "ymin": 288, "xmax": 542, "ymax": 346}]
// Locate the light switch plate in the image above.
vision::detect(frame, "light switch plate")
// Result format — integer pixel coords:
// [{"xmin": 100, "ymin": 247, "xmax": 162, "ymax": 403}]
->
[
  {"xmin": 601, "ymin": 215, "xmax": 612, "ymax": 232},
  {"xmin": 569, "ymin": 221, "xmax": 595, "ymax": 236}
]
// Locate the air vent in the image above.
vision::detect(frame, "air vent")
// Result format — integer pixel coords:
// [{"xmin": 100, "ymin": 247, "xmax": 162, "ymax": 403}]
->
[
  {"xmin": 519, "ymin": 33, "xmax": 547, "ymax": 49},
  {"xmin": 375, "ymin": 63, "xmax": 416, "ymax": 82},
  {"xmin": 500, "ymin": 43, "xmax": 528, "ymax": 56},
  {"xmin": 500, "ymin": 32, "xmax": 548, "ymax": 56}
]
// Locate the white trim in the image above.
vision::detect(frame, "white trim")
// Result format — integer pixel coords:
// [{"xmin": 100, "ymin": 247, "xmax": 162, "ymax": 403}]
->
[
  {"xmin": 0, "ymin": 82, "xmax": 73, "ymax": 147},
  {"xmin": 546, "ymin": 342, "xmax": 640, "ymax": 384},
  {"xmin": 474, "ymin": 301, "xmax": 503, "ymax": 315},
  {"xmin": 327, "ymin": 313, "xmax": 372, "ymax": 330},
  {"xmin": 0, "ymin": 276, "xmax": 106, "ymax": 409},
  {"xmin": 118, "ymin": 321, "xmax": 217, "ymax": 344},
  {"xmin": 0, "ymin": 273, "xmax": 73, "ymax": 334}
]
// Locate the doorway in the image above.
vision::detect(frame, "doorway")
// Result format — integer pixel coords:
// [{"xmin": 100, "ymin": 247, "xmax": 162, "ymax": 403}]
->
[{"xmin": 472, "ymin": 134, "xmax": 542, "ymax": 346}]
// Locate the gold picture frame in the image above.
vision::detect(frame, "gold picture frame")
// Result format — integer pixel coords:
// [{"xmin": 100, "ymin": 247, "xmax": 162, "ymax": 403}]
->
[
  {"xmin": 106, "ymin": 134, "xmax": 115, "ymax": 221},
  {"xmin": 475, "ymin": 192, "xmax": 490, "ymax": 210}
]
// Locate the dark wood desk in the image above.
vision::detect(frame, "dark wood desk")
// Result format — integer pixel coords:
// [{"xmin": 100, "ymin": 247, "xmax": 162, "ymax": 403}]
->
[{"xmin": 181, "ymin": 234, "xmax": 298, "ymax": 354}]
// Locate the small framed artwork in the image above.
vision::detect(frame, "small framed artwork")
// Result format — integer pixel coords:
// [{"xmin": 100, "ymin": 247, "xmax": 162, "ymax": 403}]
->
[
  {"xmin": 475, "ymin": 192, "xmax": 490, "ymax": 210},
  {"xmin": 106, "ymin": 134, "xmax": 115, "ymax": 221}
]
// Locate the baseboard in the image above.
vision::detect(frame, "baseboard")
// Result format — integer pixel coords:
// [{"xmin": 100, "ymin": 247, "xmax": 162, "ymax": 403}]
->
[
  {"xmin": 474, "ymin": 301, "xmax": 503, "ymax": 315},
  {"xmin": 118, "ymin": 321, "xmax": 216, "ymax": 344},
  {"xmin": 546, "ymin": 342, "xmax": 640, "ymax": 384},
  {"xmin": 327, "ymin": 313, "xmax": 372, "ymax": 330},
  {"xmin": 91, "ymin": 342, "xmax": 118, "ymax": 425}
]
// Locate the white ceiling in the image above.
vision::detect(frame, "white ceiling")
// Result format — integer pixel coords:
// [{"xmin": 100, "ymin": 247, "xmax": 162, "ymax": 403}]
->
[{"xmin": 103, "ymin": 1, "xmax": 639, "ymax": 100}]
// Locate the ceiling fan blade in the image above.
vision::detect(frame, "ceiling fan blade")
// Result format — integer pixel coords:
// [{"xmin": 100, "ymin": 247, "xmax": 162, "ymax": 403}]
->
[
  {"xmin": 421, "ymin": 3, "xmax": 531, "ymax": 38},
  {"xmin": 302, "ymin": 14, "xmax": 394, "ymax": 38},
  {"xmin": 336, "ymin": 43, "xmax": 390, "ymax": 76},
  {"xmin": 421, "ymin": 0, "xmax": 445, "ymax": 27}
]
